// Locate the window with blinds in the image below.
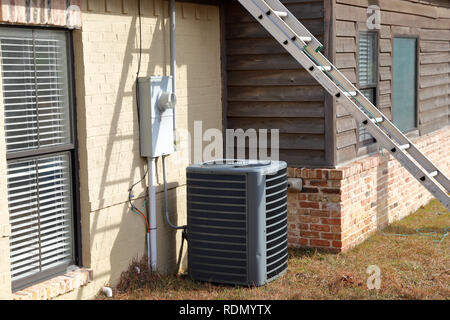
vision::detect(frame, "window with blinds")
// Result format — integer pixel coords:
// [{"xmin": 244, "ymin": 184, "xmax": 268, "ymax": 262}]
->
[
  {"xmin": 0, "ymin": 27, "xmax": 76, "ymax": 291},
  {"xmin": 358, "ymin": 32, "xmax": 378, "ymax": 144}
]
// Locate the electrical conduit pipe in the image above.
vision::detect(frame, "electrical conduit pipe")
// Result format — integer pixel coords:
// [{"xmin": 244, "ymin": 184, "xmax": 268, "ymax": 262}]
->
[
  {"xmin": 147, "ymin": 0, "xmax": 177, "ymax": 273},
  {"xmin": 170, "ymin": 0, "xmax": 177, "ymax": 140},
  {"xmin": 148, "ymin": 158, "xmax": 158, "ymax": 272}
]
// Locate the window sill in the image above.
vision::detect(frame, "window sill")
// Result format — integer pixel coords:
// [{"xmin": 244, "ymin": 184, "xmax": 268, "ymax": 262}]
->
[{"xmin": 12, "ymin": 267, "xmax": 93, "ymax": 300}]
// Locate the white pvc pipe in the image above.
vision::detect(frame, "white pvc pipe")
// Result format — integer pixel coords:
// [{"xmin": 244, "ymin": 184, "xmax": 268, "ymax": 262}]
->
[
  {"xmin": 148, "ymin": 157, "xmax": 158, "ymax": 272},
  {"xmin": 144, "ymin": 1, "xmax": 175, "ymax": 274},
  {"xmin": 102, "ymin": 287, "xmax": 113, "ymax": 298}
]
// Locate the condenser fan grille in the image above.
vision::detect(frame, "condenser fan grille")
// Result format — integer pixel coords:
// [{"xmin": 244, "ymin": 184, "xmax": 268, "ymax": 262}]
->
[
  {"xmin": 187, "ymin": 172, "xmax": 248, "ymax": 285},
  {"xmin": 187, "ymin": 160, "xmax": 288, "ymax": 286},
  {"xmin": 265, "ymin": 168, "xmax": 288, "ymax": 280}
]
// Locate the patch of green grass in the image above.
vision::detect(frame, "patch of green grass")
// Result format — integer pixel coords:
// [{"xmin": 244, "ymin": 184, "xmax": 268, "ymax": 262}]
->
[{"xmin": 99, "ymin": 199, "xmax": 449, "ymax": 300}]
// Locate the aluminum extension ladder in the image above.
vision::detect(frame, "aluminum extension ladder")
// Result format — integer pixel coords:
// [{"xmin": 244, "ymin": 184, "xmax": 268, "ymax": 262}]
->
[{"xmin": 238, "ymin": 0, "xmax": 450, "ymax": 211}]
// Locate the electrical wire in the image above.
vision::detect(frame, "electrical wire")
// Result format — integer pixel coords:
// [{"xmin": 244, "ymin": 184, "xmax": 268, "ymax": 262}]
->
[
  {"xmin": 128, "ymin": 167, "xmax": 150, "ymax": 232},
  {"xmin": 132, "ymin": 203, "xmax": 150, "ymax": 233},
  {"xmin": 136, "ymin": 0, "xmax": 142, "ymax": 79},
  {"xmin": 162, "ymin": 155, "xmax": 187, "ymax": 231},
  {"xmin": 135, "ymin": 0, "xmax": 143, "ymax": 128},
  {"xmin": 128, "ymin": 0, "xmax": 150, "ymax": 233},
  {"xmin": 128, "ymin": 196, "xmax": 150, "ymax": 233}
]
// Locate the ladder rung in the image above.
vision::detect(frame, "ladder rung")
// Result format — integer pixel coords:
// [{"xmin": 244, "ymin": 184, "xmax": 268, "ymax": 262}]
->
[
  {"xmin": 370, "ymin": 117, "xmax": 384, "ymax": 124},
  {"xmin": 344, "ymin": 91, "xmax": 357, "ymax": 97},
  {"xmin": 299, "ymin": 36, "xmax": 312, "ymax": 43},
  {"xmin": 429, "ymin": 171, "xmax": 439, "ymax": 178},
  {"xmin": 274, "ymin": 10, "xmax": 288, "ymax": 18},
  {"xmin": 237, "ymin": 0, "xmax": 450, "ymax": 212},
  {"xmin": 318, "ymin": 66, "xmax": 332, "ymax": 72},
  {"xmin": 399, "ymin": 144, "xmax": 411, "ymax": 150}
]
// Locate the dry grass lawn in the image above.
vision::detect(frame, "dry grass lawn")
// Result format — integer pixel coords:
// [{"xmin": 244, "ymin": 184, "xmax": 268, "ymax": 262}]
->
[{"xmin": 100, "ymin": 199, "xmax": 449, "ymax": 300}]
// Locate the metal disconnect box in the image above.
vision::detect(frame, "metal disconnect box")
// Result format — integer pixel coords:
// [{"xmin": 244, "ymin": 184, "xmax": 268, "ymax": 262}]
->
[
  {"xmin": 187, "ymin": 160, "xmax": 289, "ymax": 286},
  {"xmin": 138, "ymin": 76, "xmax": 175, "ymax": 158}
]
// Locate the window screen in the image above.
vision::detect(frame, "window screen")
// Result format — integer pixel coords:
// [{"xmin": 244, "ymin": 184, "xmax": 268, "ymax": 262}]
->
[
  {"xmin": 358, "ymin": 32, "xmax": 378, "ymax": 145},
  {"xmin": 0, "ymin": 27, "xmax": 76, "ymax": 290}
]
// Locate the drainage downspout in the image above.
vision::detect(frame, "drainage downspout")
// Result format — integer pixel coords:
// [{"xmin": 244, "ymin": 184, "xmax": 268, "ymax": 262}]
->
[{"xmin": 148, "ymin": 158, "xmax": 158, "ymax": 271}]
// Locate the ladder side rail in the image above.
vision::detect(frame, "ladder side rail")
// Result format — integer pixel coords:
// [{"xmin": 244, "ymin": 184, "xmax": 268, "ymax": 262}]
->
[
  {"xmin": 238, "ymin": 0, "xmax": 314, "ymax": 48},
  {"xmin": 303, "ymin": 46, "xmax": 398, "ymax": 135},
  {"xmin": 237, "ymin": 0, "xmax": 450, "ymax": 208},
  {"xmin": 263, "ymin": 0, "xmax": 323, "ymax": 51},
  {"xmin": 404, "ymin": 145, "xmax": 450, "ymax": 190},
  {"xmin": 302, "ymin": 46, "xmax": 450, "ymax": 207},
  {"xmin": 239, "ymin": 0, "xmax": 340, "ymax": 96},
  {"xmin": 302, "ymin": 46, "xmax": 450, "ymax": 190},
  {"xmin": 237, "ymin": 0, "xmax": 342, "ymax": 96},
  {"xmin": 335, "ymin": 92, "xmax": 450, "ymax": 210}
]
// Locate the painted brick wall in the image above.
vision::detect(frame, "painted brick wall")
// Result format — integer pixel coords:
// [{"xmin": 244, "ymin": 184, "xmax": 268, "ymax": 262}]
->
[
  {"xmin": 70, "ymin": 0, "xmax": 222, "ymax": 300},
  {"xmin": 0, "ymin": 0, "xmax": 222, "ymax": 300},
  {"xmin": 0, "ymin": 39, "xmax": 11, "ymax": 299},
  {"xmin": 0, "ymin": 0, "xmax": 81, "ymax": 28},
  {"xmin": 288, "ymin": 127, "xmax": 450, "ymax": 252}
]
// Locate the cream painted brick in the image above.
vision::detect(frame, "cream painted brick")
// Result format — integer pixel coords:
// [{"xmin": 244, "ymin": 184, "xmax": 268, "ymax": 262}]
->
[
  {"xmin": 0, "ymin": 238, "xmax": 11, "ymax": 299},
  {"xmin": 0, "ymin": 0, "xmax": 221, "ymax": 300},
  {"xmin": 0, "ymin": 224, "xmax": 10, "ymax": 238},
  {"xmin": 83, "ymin": 21, "xmax": 113, "ymax": 32}
]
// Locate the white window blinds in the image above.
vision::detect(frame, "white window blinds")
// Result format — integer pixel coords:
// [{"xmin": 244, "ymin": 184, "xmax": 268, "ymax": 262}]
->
[
  {"xmin": 0, "ymin": 28, "xmax": 75, "ymax": 290},
  {"xmin": 359, "ymin": 32, "xmax": 377, "ymax": 87},
  {"xmin": 0, "ymin": 29, "xmax": 71, "ymax": 153},
  {"xmin": 7, "ymin": 153, "xmax": 74, "ymax": 282},
  {"xmin": 358, "ymin": 32, "xmax": 378, "ymax": 144}
]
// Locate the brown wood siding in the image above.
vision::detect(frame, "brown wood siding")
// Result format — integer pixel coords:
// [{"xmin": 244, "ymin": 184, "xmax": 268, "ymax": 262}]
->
[
  {"xmin": 224, "ymin": 0, "xmax": 328, "ymax": 167},
  {"xmin": 335, "ymin": 0, "xmax": 450, "ymax": 164}
]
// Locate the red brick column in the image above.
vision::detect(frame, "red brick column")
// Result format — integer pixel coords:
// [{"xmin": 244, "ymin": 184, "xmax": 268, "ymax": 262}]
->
[
  {"xmin": 287, "ymin": 127, "xmax": 450, "ymax": 253},
  {"xmin": 287, "ymin": 168, "xmax": 345, "ymax": 252}
]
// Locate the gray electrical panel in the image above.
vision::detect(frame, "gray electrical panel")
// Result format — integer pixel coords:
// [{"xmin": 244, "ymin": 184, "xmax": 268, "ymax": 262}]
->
[
  {"xmin": 186, "ymin": 160, "xmax": 288, "ymax": 286},
  {"xmin": 138, "ymin": 76, "xmax": 175, "ymax": 158}
]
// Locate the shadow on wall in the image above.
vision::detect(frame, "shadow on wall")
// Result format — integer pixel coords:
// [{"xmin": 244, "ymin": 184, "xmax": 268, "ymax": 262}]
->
[
  {"xmin": 182, "ymin": 4, "xmax": 223, "ymax": 271},
  {"xmin": 71, "ymin": 2, "xmax": 203, "ymax": 297},
  {"xmin": 376, "ymin": 157, "xmax": 389, "ymax": 231},
  {"xmin": 73, "ymin": 1, "xmax": 222, "ymax": 297}
]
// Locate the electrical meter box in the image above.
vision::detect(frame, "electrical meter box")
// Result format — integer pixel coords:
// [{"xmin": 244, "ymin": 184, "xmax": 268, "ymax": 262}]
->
[{"xmin": 138, "ymin": 76, "xmax": 175, "ymax": 157}]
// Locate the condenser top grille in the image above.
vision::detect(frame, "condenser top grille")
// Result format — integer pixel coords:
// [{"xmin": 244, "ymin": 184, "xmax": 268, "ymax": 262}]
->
[{"xmin": 202, "ymin": 159, "xmax": 272, "ymax": 169}]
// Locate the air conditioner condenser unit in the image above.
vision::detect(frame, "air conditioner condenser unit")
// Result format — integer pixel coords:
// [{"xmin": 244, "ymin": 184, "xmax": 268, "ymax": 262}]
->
[{"xmin": 186, "ymin": 160, "xmax": 289, "ymax": 286}]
